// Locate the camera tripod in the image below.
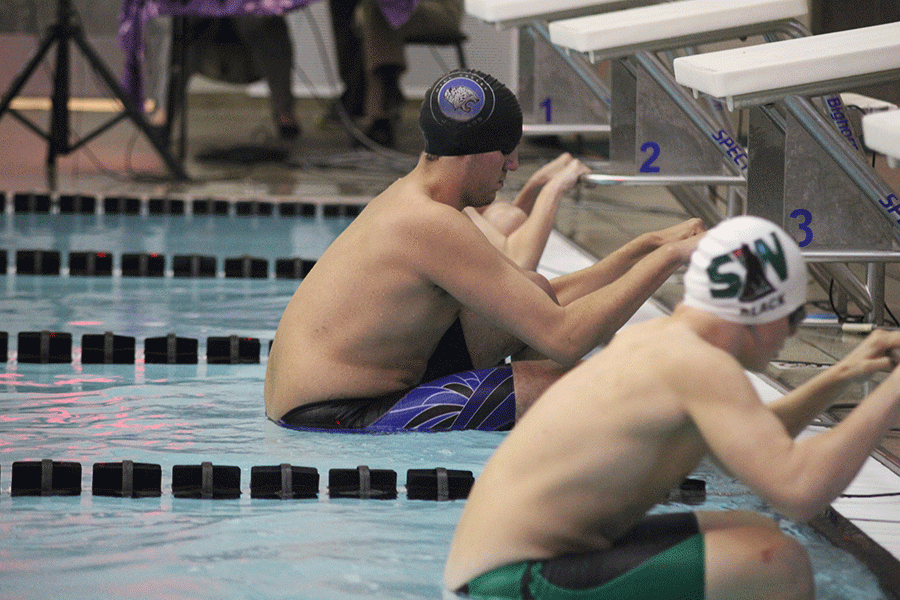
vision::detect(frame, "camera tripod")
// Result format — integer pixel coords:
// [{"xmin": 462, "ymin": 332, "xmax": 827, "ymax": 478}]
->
[{"xmin": 0, "ymin": 0, "xmax": 189, "ymax": 185}]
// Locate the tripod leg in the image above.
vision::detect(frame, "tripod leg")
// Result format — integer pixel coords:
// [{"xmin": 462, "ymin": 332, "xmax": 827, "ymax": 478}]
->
[
  {"xmin": 48, "ymin": 24, "xmax": 71, "ymax": 176},
  {"xmin": 0, "ymin": 31, "xmax": 60, "ymax": 119},
  {"xmin": 70, "ymin": 27, "xmax": 189, "ymax": 180}
]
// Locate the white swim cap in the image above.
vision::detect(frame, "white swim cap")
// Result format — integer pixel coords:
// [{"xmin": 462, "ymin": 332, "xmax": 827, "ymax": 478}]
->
[{"xmin": 683, "ymin": 216, "xmax": 806, "ymax": 325}]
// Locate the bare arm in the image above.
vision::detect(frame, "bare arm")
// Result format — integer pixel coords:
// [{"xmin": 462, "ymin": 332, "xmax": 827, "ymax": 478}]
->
[
  {"xmin": 768, "ymin": 329, "xmax": 900, "ymax": 436},
  {"xmin": 465, "ymin": 154, "xmax": 587, "ymax": 270},
  {"xmin": 501, "ymin": 159, "xmax": 590, "ymax": 270},
  {"xmin": 409, "ymin": 205, "xmax": 699, "ymax": 365},
  {"xmin": 551, "ymin": 219, "xmax": 705, "ymax": 307},
  {"xmin": 686, "ymin": 332, "xmax": 900, "ymax": 522},
  {"xmin": 510, "ymin": 153, "xmax": 577, "ymax": 215}
]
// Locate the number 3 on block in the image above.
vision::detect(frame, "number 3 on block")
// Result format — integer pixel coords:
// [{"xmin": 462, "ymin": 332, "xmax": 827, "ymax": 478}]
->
[{"xmin": 790, "ymin": 208, "xmax": 813, "ymax": 247}]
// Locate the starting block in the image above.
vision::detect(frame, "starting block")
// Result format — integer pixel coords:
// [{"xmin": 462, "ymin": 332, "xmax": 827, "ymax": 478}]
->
[
  {"xmin": 863, "ymin": 109, "xmax": 900, "ymax": 169},
  {"xmin": 673, "ymin": 22, "xmax": 900, "ymax": 323},
  {"xmin": 546, "ymin": 0, "xmax": 806, "ymax": 223},
  {"xmin": 464, "ymin": 0, "xmax": 657, "ymax": 137}
]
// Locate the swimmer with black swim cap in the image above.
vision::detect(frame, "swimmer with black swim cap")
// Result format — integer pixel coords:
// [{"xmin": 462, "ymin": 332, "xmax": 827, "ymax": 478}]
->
[
  {"xmin": 265, "ymin": 67, "xmax": 706, "ymax": 434},
  {"xmin": 419, "ymin": 69, "xmax": 523, "ymax": 157}
]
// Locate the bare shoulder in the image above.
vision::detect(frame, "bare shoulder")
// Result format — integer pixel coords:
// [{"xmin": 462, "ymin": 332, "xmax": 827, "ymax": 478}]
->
[
  {"xmin": 632, "ymin": 320, "xmax": 746, "ymax": 392},
  {"xmin": 372, "ymin": 184, "xmax": 479, "ymax": 241}
]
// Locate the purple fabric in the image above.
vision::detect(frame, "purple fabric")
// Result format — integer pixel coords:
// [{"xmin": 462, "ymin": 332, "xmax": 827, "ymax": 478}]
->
[
  {"xmin": 118, "ymin": 0, "xmax": 421, "ymax": 109},
  {"xmin": 118, "ymin": 0, "xmax": 319, "ymax": 110},
  {"xmin": 374, "ymin": 0, "xmax": 421, "ymax": 28}
]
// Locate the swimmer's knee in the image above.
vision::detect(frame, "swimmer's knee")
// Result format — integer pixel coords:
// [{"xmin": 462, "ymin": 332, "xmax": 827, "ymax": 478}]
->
[
  {"xmin": 706, "ymin": 523, "xmax": 814, "ymax": 600},
  {"xmin": 756, "ymin": 530, "xmax": 814, "ymax": 600}
]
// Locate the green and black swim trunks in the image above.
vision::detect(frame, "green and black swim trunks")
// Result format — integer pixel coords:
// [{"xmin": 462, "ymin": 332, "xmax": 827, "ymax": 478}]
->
[{"xmin": 458, "ymin": 512, "xmax": 704, "ymax": 600}]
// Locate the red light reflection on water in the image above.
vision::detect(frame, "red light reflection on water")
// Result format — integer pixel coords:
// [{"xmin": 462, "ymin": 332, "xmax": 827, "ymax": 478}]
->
[
  {"xmin": 47, "ymin": 408, "xmax": 74, "ymax": 424},
  {"xmin": 68, "ymin": 321, "xmax": 104, "ymax": 327},
  {"xmin": 1, "ymin": 373, "xmax": 120, "ymax": 387},
  {"xmin": 53, "ymin": 377, "xmax": 119, "ymax": 385}
]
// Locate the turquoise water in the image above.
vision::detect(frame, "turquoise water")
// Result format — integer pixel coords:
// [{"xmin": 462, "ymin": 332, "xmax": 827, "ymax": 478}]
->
[{"xmin": 0, "ymin": 210, "xmax": 890, "ymax": 599}]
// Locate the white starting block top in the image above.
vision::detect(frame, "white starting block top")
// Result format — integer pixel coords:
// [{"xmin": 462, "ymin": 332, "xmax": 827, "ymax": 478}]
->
[
  {"xmin": 673, "ymin": 21, "xmax": 900, "ymax": 110},
  {"xmin": 464, "ymin": 0, "xmax": 653, "ymax": 28},
  {"xmin": 863, "ymin": 110, "xmax": 900, "ymax": 168},
  {"xmin": 548, "ymin": 0, "xmax": 805, "ymax": 60}
]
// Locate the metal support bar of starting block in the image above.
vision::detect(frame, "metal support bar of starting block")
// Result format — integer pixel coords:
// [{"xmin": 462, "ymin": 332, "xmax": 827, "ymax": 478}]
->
[
  {"xmin": 632, "ymin": 52, "xmax": 748, "ymax": 179},
  {"xmin": 603, "ymin": 51, "xmax": 748, "ymax": 225},
  {"xmin": 517, "ymin": 22, "xmax": 612, "ymax": 136},
  {"xmin": 584, "ymin": 17, "xmax": 805, "ymax": 174},
  {"xmin": 582, "ymin": 173, "xmax": 745, "ymax": 186},
  {"xmin": 748, "ymin": 100, "xmax": 890, "ymax": 246},
  {"xmin": 746, "ymin": 97, "xmax": 899, "ymax": 325},
  {"xmin": 523, "ymin": 124, "xmax": 611, "ymax": 135},
  {"xmin": 802, "ymin": 251, "xmax": 900, "ymax": 325}
]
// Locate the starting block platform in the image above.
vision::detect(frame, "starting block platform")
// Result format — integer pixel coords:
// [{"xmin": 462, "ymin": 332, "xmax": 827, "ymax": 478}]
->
[
  {"xmin": 548, "ymin": 0, "xmax": 805, "ymax": 62},
  {"xmin": 672, "ymin": 21, "xmax": 900, "ymax": 111},
  {"xmin": 672, "ymin": 22, "xmax": 900, "ymax": 324},
  {"xmin": 464, "ymin": 0, "xmax": 659, "ymax": 137},
  {"xmin": 863, "ymin": 109, "xmax": 900, "ymax": 168}
]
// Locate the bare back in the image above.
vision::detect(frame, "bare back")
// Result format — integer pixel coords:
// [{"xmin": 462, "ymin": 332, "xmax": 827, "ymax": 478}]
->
[
  {"xmin": 444, "ymin": 317, "xmax": 734, "ymax": 589},
  {"xmin": 265, "ymin": 176, "xmax": 474, "ymax": 419}
]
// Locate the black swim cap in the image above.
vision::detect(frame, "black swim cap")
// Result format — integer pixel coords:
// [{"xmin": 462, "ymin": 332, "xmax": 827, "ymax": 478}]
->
[{"xmin": 419, "ymin": 69, "xmax": 523, "ymax": 156}]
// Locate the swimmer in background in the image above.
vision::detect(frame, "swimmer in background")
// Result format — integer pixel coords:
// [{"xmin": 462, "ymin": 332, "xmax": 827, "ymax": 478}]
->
[
  {"xmin": 445, "ymin": 216, "xmax": 900, "ymax": 599},
  {"xmin": 265, "ymin": 69, "xmax": 705, "ymax": 433}
]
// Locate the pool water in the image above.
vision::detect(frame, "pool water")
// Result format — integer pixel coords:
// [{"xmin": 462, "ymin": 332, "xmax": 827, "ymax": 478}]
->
[{"xmin": 0, "ymin": 209, "xmax": 890, "ymax": 599}]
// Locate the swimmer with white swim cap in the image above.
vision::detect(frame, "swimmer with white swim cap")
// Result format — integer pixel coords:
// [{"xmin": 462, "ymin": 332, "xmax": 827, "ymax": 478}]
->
[
  {"xmin": 446, "ymin": 215, "xmax": 900, "ymax": 599},
  {"xmin": 683, "ymin": 215, "xmax": 806, "ymax": 325}
]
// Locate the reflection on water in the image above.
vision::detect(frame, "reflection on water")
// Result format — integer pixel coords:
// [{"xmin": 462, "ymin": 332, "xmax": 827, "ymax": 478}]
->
[
  {"xmin": 0, "ymin": 374, "xmax": 890, "ymax": 600},
  {"xmin": 0, "ymin": 210, "xmax": 891, "ymax": 599}
]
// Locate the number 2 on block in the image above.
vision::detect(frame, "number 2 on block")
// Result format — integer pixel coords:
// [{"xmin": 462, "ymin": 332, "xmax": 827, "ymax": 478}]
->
[{"xmin": 640, "ymin": 141, "xmax": 661, "ymax": 173}]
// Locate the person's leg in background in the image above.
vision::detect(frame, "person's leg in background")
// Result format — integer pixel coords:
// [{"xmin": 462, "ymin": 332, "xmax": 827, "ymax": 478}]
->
[
  {"xmin": 358, "ymin": 0, "xmax": 463, "ymax": 147},
  {"xmin": 328, "ymin": 0, "xmax": 366, "ymax": 120},
  {"xmin": 231, "ymin": 15, "xmax": 301, "ymax": 140}
]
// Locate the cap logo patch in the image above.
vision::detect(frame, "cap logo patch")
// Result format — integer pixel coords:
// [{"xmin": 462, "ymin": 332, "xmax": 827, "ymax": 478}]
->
[
  {"xmin": 707, "ymin": 234, "xmax": 789, "ymax": 302},
  {"xmin": 438, "ymin": 77, "xmax": 486, "ymax": 122}
]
